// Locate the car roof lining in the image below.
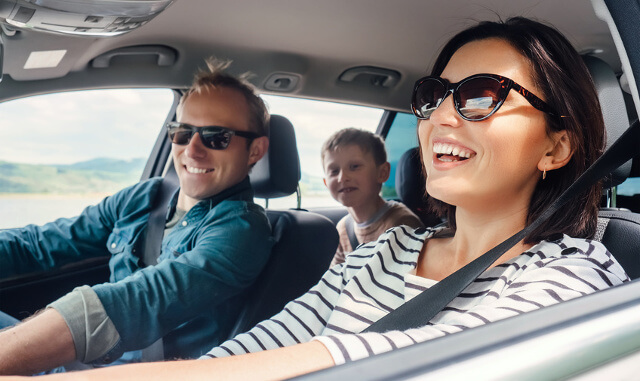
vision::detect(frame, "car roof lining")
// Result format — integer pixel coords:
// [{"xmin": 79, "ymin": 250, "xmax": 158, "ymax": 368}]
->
[{"xmin": 0, "ymin": 0, "xmax": 621, "ymax": 112}]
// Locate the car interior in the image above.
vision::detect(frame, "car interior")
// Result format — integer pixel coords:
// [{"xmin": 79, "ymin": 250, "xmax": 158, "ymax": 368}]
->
[{"xmin": 1, "ymin": 0, "xmax": 640, "ymax": 378}]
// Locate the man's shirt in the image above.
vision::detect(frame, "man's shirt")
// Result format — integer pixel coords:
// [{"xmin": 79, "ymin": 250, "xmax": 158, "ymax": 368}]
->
[{"xmin": 0, "ymin": 176, "xmax": 274, "ymax": 362}]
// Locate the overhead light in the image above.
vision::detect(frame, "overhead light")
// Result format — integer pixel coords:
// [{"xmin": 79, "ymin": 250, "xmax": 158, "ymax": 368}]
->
[
  {"xmin": 24, "ymin": 49, "xmax": 66, "ymax": 69},
  {"xmin": 0, "ymin": 0, "xmax": 173, "ymax": 37}
]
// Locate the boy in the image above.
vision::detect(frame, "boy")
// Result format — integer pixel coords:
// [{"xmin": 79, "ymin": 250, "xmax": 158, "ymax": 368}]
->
[{"xmin": 321, "ymin": 128, "xmax": 423, "ymax": 266}]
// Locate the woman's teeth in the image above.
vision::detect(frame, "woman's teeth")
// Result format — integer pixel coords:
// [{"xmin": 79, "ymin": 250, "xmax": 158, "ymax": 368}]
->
[{"xmin": 433, "ymin": 142, "xmax": 475, "ymax": 160}]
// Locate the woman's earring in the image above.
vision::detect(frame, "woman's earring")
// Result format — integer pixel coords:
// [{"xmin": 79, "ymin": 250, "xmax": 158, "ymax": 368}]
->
[{"xmin": 542, "ymin": 165, "xmax": 547, "ymax": 180}]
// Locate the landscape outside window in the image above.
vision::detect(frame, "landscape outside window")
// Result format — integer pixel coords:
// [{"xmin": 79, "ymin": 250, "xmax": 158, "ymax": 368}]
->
[
  {"xmin": 0, "ymin": 89, "xmax": 176, "ymax": 229},
  {"xmin": 0, "ymin": 90, "xmax": 383, "ymax": 228},
  {"xmin": 262, "ymin": 95, "xmax": 383, "ymax": 209},
  {"xmin": 382, "ymin": 112, "xmax": 419, "ymax": 199}
]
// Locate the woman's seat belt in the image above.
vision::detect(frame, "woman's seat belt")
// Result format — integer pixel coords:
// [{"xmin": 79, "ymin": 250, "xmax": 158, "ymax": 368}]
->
[{"xmin": 364, "ymin": 119, "xmax": 640, "ymax": 333}]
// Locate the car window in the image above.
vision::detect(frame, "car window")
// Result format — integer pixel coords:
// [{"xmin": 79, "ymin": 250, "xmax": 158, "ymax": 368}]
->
[
  {"xmin": 0, "ymin": 89, "xmax": 175, "ymax": 229},
  {"xmin": 616, "ymin": 176, "xmax": 640, "ymax": 208},
  {"xmin": 260, "ymin": 94, "xmax": 384, "ymax": 209},
  {"xmin": 382, "ymin": 112, "xmax": 419, "ymax": 199}
]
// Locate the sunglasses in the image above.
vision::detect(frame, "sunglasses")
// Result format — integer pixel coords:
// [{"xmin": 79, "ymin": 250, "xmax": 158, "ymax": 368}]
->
[
  {"xmin": 166, "ymin": 122, "xmax": 261, "ymax": 150},
  {"xmin": 411, "ymin": 73, "xmax": 558, "ymax": 121}
]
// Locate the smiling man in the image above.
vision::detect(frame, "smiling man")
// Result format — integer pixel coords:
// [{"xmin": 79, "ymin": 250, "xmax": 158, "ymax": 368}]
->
[{"xmin": 0, "ymin": 59, "xmax": 273, "ymax": 375}]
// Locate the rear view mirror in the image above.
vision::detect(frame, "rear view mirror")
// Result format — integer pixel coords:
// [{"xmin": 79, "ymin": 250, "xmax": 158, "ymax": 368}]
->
[{"xmin": 0, "ymin": 0, "xmax": 173, "ymax": 37}]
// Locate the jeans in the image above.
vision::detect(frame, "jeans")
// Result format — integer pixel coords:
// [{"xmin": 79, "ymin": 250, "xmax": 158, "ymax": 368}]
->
[{"xmin": 0, "ymin": 310, "xmax": 19, "ymax": 328}]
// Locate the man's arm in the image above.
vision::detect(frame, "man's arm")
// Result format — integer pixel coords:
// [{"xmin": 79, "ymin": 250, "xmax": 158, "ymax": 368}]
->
[
  {"xmin": 0, "ymin": 181, "xmax": 161, "ymax": 375},
  {"xmin": 0, "ymin": 194, "xmax": 123, "ymax": 278},
  {"xmin": 89, "ymin": 203, "xmax": 274, "ymax": 358},
  {"xmin": 0, "ymin": 309, "xmax": 75, "ymax": 376},
  {"xmin": 0, "ymin": 179, "xmax": 161, "ymax": 279}
]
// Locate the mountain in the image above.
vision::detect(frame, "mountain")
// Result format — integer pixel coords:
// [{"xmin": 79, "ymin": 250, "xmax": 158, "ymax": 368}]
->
[
  {"xmin": 0, "ymin": 158, "xmax": 400, "ymax": 198},
  {"xmin": 299, "ymin": 172, "xmax": 326, "ymax": 193},
  {"xmin": 55, "ymin": 158, "xmax": 146, "ymax": 173},
  {"xmin": 0, "ymin": 158, "xmax": 145, "ymax": 194}
]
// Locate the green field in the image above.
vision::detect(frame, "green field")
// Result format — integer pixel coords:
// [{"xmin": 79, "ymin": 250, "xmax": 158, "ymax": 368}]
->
[{"xmin": 0, "ymin": 158, "xmax": 146, "ymax": 194}]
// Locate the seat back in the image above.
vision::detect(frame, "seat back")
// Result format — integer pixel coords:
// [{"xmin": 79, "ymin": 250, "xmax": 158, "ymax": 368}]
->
[
  {"xmin": 596, "ymin": 210, "xmax": 640, "ymax": 279},
  {"xmin": 226, "ymin": 115, "xmax": 338, "ymax": 337},
  {"xmin": 395, "ymin": 147, "xmax": 442, "ymax": 227},
  {"xmin": 250, "ymin": 114, "xmax": 301, "ymax": 199},
  {"xmin": 584, "ymin": 55, "xmax": 640, "ymax": 280},
  {"xmin": 227, "ymin": 210, "xmax": 338, "ymax": 337},
  {"xmin": 583, "ymin": 55, "xmax": 632, "ymax": 188}
]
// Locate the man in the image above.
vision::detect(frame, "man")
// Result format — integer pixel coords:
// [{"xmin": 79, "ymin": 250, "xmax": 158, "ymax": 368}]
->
[{"xmin": 0, "ymin": 59, "xmax": 273, "ymax": 375}]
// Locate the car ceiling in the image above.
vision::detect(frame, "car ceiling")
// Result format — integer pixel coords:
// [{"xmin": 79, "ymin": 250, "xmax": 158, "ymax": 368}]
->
[{"xmin": 0, "ymin": 0, "xmax": 619, "ymax": 112}]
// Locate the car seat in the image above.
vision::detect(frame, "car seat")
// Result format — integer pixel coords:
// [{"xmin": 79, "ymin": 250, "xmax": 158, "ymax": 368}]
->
[
  {"xmin": 584, "ymin": 55, "xmax": 639, "ymax": 280},
  {"xmin": 226, "ymin": 114, "xmax": 339, "ymax": 338},
  {"xmin": 395, "ymin": 147, "xmax": 443, "ymax": 227}
]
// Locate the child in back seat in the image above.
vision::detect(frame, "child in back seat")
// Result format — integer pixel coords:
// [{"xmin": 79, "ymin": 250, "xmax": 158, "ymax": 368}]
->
[{"xmin": 321, "ymin": 128, "xmax": 423, "ymax": 266}]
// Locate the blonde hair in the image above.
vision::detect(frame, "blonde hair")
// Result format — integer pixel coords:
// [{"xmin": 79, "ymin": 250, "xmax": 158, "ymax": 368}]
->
[
  {"xmin": 321, "ymin": 128, "xmax": 387, "ymax": 166},
  {"xmin": 178, "ymin": 58, "xmax": 270, "ymax": 137}
]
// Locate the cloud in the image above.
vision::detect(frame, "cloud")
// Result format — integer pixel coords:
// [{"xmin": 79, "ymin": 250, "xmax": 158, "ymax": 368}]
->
[
  {"xmin": 263, "ymin": 95, "xmax": 382, "ymax": 177},
  {"xmin": 0, "ymin": 89, "xmax": 175, "ymax": 164}
]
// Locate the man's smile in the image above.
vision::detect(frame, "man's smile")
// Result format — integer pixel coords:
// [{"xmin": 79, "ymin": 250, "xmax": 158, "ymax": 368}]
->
[{"xmin": 185, "ymin": 165, "xmax": 214, "ymax": 174}]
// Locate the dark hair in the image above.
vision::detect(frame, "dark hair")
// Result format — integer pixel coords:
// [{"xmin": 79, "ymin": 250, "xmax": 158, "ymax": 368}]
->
[
  {"xmin": 424, "ymin": 17, "xmax": 605, "ymax": 243},
  {"xmin": 321, "ymin": 128, "xmax": 387, "ymax": 166},
  {"xmin": 179, "ymin": 58, "xmax": 270, "ymax": 139}
]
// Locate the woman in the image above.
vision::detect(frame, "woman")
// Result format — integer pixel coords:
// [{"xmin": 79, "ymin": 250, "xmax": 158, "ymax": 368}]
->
[{"xmin": 5, "ymin": 16, "xmax": 629, "ymax": 380}]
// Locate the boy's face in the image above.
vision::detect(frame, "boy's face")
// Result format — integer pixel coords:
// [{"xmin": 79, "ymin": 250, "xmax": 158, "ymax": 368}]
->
[{"xmin": 323, "ymin": 144, "xmax": 390, "ymax": 209}]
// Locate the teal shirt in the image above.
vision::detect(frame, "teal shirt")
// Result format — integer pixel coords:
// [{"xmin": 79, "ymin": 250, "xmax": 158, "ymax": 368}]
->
[{"xmin": 0, "ymin": 177, "xmax": 274, "ymax": 361}]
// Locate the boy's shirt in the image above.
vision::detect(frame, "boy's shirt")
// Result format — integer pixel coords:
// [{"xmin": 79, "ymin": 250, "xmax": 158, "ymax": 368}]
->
[{"xmin": 331, "ymin": 200, "xmax": 423, "ymax": 266}]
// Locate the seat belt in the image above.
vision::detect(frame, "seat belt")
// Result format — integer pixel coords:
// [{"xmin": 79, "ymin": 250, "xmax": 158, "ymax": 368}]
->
[
  {"xmin": 344, "ymin": 215, "xmax": 360, "ymax": 251},
  {"xmin": 142, "ymin": 170, "xmax": 179, "ymax": 267},
  {"xmin": 364, "ymin": 119, "xmax": 640, "ymax": 333},
  {"xmin": 140, "ymin": 169, "xmax": 179, "ymax": 361}
]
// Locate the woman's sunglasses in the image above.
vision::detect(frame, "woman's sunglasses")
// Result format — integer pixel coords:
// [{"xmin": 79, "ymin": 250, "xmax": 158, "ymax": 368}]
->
[
  {"xmin": 166, "ymin": 122, "xmax": 261, "ymax": 150},
  {"xmin": 411, "ymin": 73, "xmax": 558, "ymax": 121}
]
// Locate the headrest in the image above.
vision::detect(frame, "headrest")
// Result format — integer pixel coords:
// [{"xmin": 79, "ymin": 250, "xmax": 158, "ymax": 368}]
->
[
  {"xmin": 250, "ymin": 114, "xmax": 301, "ymax": 199},
  {"xmin": 583, "ymin": 55, "xmax": 632, "ymax": 188},
  {"xmin": 395, "ymin": 147, "xmax": 426, "ymax": 212}
]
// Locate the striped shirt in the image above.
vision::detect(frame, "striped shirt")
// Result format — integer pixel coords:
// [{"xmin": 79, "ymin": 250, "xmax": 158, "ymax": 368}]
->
[{"xmin": 203, "ymin": 226, "xmax": 629, "ymax": 365}]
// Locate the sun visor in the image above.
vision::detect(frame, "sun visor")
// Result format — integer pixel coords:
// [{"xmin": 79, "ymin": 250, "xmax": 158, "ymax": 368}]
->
[{"xmin": 0, "ymin": 0, "xmax": 173, "ymax": 37}]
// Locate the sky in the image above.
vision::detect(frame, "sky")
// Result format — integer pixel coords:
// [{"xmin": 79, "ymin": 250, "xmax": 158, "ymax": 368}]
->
[{"xmin": 0, "ymin": 89, "xmax": 383, "ymax": 178}]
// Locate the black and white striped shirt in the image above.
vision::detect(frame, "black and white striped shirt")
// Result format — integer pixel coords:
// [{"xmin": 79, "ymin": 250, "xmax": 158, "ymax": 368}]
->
[{"xmin": 203, "ymin": 226, "xmax": 629, "ymax": 364}]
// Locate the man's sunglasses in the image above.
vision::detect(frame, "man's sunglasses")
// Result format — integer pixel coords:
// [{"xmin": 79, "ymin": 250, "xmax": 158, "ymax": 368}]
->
[
  {"xmin": 166, "ymin": 122, "xmax": 261, "ymax": 150},
  {"xmin": 411, "ymin": 73, "xmax": 559, "ymax": 121}
]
